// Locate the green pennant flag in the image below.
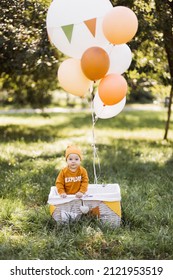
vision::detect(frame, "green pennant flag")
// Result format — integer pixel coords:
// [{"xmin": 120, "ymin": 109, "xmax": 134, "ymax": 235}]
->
[{"xmin": 61, "ymin": 24, "xmax": 74, "ymax": 43}]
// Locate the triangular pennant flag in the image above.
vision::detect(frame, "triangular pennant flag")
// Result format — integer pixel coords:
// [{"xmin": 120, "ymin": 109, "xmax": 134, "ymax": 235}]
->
[
  {"xmin": 61, "ymin": 24, "xmax": 74, "ymax": 43},
  {"xmin": 84, "ymin": 18, "xmax": 96, "ymax": 37}
]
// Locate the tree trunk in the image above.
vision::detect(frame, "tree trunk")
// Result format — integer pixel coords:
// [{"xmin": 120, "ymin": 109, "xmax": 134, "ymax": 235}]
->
[
  {"xmin": 155, "ymin": 0, "xmax": 173, "ymax": 140},
  {"xmin": 164, "ymin": 86, "xmax": 173, "ymax": 140},
  {"xmin": 162, "ymin": 25, "xmax": 173, "ymax": 140}
]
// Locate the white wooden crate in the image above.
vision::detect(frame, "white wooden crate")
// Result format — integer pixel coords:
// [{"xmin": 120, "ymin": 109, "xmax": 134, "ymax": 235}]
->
[{"xmin": 48, "ymin": 184, "xmax": 121, "ymax": 226}]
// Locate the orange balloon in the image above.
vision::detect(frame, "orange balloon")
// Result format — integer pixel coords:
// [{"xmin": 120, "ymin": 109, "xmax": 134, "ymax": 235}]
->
[
  {"xmin": 81, "ymin": 47, "xmax": 110, "ymax": 81},
  {"xmin": 98, "ymin": 74, "xmax": 128, "ymax": 105},
  {"xmin": 102, "ymin": 6, "xmax": 138, "ymax": 44}
]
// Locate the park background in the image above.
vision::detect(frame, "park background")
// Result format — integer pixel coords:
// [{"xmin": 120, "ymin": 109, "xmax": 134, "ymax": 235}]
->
[{"xmin": 0, "ymin": 0, "xmax": 173, "ymax": 259}]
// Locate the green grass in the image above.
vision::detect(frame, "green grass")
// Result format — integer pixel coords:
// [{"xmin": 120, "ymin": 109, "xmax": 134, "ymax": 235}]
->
[{"xmin": 0, "ymin": 109, "xmax": 173, "ymax": 260}]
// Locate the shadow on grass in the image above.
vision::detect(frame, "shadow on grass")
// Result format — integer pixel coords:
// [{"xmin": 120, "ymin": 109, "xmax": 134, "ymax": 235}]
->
[
  {"xmin": 1, "ymin": 111, "xmax": 173, "ymax": 259},
  {"xmin": 0, "ymin": 157, "xmax": 58, "ymax": 205},
  {"xmin": 0, "ymin": 110, "xmax": 168, "ymax": 143},
  {"xmin": 1, "ymin": 140, "xmax": 173, "ymax": 205},
  {"xmin": 68, "ymin": 111, "xmax": 167, "ymax": 130},
  {"xmin": 0, "ymin": 124, "xmax": 66, "ymax": 142},
  {"xmin": 0, "ymin": 141, "xmax": 173, "ymax": 259}
]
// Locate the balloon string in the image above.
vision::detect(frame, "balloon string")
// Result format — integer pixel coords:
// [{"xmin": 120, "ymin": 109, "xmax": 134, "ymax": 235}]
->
[{"xmin": 90, "ymin": 86, "xmax": 101, "ymax": 184}]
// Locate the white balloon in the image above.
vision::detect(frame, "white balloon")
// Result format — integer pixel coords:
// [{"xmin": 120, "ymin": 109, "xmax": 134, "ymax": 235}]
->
[
  {"xmin": 106, "ymin": 44, "xmax": 132, "ymax": 74},
  {"xmin": 47, "ymin": 0, "xmax": 112, "ymax": 26},
  {"xmin": 46, "ymin": 0, "xmax": 113, "ymax": 58},
  {"xmin": 93, "ymin": 91, "xmax": 126, "ymax": 119}
]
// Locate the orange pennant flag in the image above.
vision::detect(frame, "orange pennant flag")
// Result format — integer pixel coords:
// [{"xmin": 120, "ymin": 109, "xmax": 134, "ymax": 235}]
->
[{"xmin": 84, "ymin": 18, "xmax": 96, "ymax": 37}]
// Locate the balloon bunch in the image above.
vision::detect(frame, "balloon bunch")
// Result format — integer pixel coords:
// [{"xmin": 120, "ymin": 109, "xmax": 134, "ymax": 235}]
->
[{"xmin": 46, "ymin": 0, "xmax": 138, "ymax": 119}]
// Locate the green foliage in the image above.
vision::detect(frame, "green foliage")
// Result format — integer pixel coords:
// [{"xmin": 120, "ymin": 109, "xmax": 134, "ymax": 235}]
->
[
  {"xmin": 0, "ymin": 109, "xmax": 173, "ymax": 259},
  {"xmin": 0, "ymin": 0, "xmax": 59, "ymax": 107},
  {"xmin": 0, "ymin": 0, "xmax": 173, "ymax": 106}
]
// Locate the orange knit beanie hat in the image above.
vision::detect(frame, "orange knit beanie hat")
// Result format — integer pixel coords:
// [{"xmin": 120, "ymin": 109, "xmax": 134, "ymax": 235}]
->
[{"xmin": 65, "ymin": 145, "xmax": 82, "ymax": 160}]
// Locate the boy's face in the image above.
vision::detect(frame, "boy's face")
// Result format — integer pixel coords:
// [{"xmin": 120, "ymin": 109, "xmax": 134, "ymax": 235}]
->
[{"xmin": 66, "ymin": 153, "xmax": 81, "ymax": 171}]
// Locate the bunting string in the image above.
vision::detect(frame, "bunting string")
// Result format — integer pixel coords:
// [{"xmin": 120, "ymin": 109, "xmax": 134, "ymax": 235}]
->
[{"xmin": 55, "ymin": 16, "xmax": 101, "ymax": 43}]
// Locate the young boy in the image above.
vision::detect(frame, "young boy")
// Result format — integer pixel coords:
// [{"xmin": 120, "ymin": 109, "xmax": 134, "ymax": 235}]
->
[{"xmin": 56, "ymin": 145, "xmax": 89, "ymax": 198}]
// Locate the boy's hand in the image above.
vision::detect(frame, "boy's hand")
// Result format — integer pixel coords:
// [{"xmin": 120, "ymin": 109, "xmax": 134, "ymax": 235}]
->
[
  {"xmin": 60, "ymin": 193, "xmax": 67, "ymax": 198},
  {"xmin": 75, "ymin": 192, "xmax": 83, "ymax": 198}
]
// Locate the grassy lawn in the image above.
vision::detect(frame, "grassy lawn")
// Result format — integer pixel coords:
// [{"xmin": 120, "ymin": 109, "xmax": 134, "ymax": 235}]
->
[{"xmin": 0, "ymin": 108, "xmax": 173, "ymax": 260}]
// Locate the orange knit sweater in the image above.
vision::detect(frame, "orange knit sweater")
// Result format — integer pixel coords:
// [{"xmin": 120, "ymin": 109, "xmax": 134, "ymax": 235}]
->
[{"xmin": 56, "ymin": 166, "xmax": 89, "ymax": 195}]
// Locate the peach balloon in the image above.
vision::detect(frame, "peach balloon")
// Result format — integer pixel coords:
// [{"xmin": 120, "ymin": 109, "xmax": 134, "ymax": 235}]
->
[
  {"xmin": 81, "ymin": 46, "xmax": 110, "ymax": 81},
  {"xmin": 98, "ymin": 73, "xmax": 128, "ymax": 105},
  {"xmin": 102, "ymin": 6, "xmax": 138, "ymax": 44},
  {"xmin": 58, "ymin": 58, "xmax": 92, "ymax": 97}
]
